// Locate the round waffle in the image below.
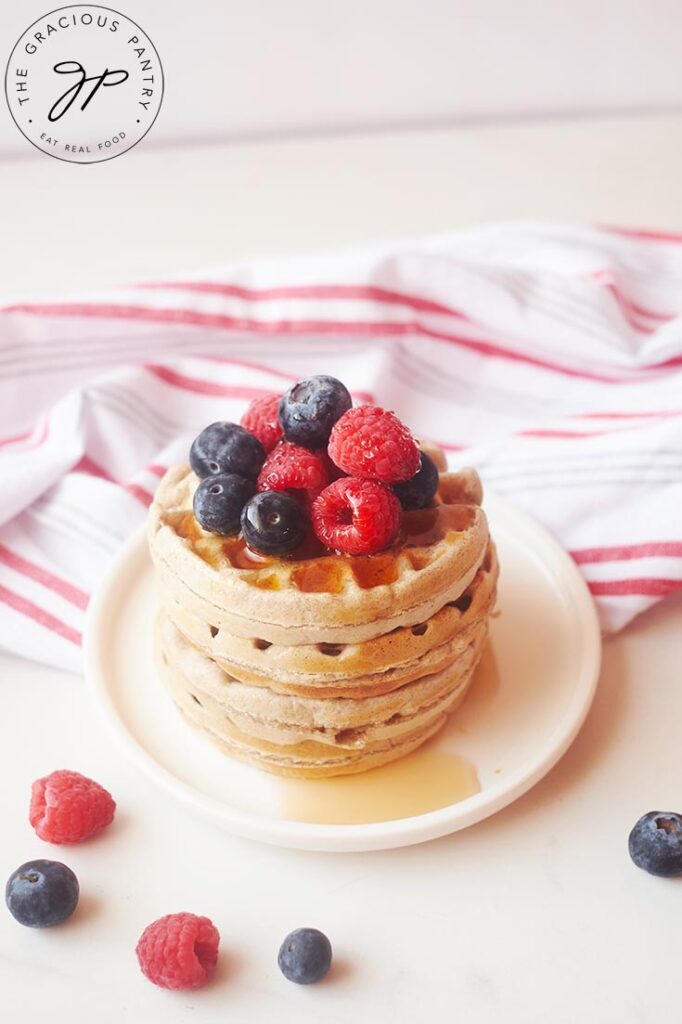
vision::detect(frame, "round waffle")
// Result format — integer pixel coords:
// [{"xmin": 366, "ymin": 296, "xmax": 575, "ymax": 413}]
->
[
  {"xmin": 158, "ymin": 610, "xmax": 486, "ymax": 744},
  {"xmin": 148, "ymin": 466, "xmax": 489, "ymax": 646},
  {"xmin": 161, "ymin": 543, "xmax": 498, "ymax": 698},
  {"xmin": 156, "ymin": 615, "xmax": 481, "ymax": 778}
]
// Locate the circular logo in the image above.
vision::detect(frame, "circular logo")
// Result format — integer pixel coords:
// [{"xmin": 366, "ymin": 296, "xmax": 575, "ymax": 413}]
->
[{"xmin": 4, "ymin": 4, "xmax": 164, "ymax": 164}]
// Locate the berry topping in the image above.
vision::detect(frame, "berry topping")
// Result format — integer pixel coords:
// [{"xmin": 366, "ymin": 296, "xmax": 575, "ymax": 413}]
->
[
  {"xmin": 278, "ymin": 927, "xmax": 332, "ymax": 985},
  {"xmin": 241, "ymin": 490, "xmax": 307, "ymax": 556},
  {"xmin": 318, "ymin": 447, "xmax": 347, "ymax": 483},
  {"xmin": 190, "ymin": 421, "xmax": 265, "ymax": 480},
  {"xmin": 629, "ymin": 811, "xmax": 682, "ymax": 877},
  {"xmin": 193, "ymin": 473, "xmax": 255, "ymax": 535},
  {"xmin": 29, "ymin": 770, "xmax": 116, "ymax": 845},
  {"xmin": 311, "ymin": 477, "xmax": 401, "ymax": 555},
  {"xmin": 6, "ymin": 860, "xmax": 79, "ymax": 928},
  {"xmin": 328, "ymin": 406, "xmax": 420, "ymax": 484},
  {"xmin": 392, "ymin": 451, "xmax": 440, "ymax": 510},
  {"xmin": 240, "ymin": 393, "xmax": 283, "ymax": 453},
  {"xmin": 257, "ymin": 441, "xmax": 329, "ymax": 501},
  {"xmin": 278, "ymin": 375, "xmax": 352, "ymax": 449},
  {"xmin": 136, "ymin": 913, "xmax": 220, "ymax": 990}
]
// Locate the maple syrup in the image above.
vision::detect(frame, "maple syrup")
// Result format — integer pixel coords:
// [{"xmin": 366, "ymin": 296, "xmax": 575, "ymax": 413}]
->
[
  {"xmin": 291, "ymin": 559, "xmax": 346, "ymax": 594},
  {"xmin": 279, "ymin": 640, "xmax": 497, "ymax": 825},
  {"xmin": 253, "ymin": 574, "xmax": 281, "ymax": 591},
  {"xmin": 349, "ymin": 553, "xmax": 400, "ymax": 589},
  {"xmin": 167, "ymin": 512, "xmax": 222, "ymax": 568},
  {"xmin": 170, "ymin": 511, "xmax": 202, "ymax": 541},
  {"xmin": 164, "ymin": 500, "xmax": 477, "ymax": 595},
  {"xmin": 400, "ymin": 503, "xmax": 476, "ymax": 546},
  {"xmin": 223, "ymin": 538, "xmax": 274, "ymax": 570},
  {"xmin": 280, "ymin": 745, "xmax": 480, "ymax": 825}
]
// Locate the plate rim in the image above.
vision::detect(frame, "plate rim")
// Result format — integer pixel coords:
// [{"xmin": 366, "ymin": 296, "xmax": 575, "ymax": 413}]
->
[{"xmin": 83, "ymin": 492, "xmax": 602, "ymax": 852}]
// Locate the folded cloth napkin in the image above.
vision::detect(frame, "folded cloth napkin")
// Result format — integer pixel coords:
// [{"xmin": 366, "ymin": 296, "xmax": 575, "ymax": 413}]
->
[{"xmin": 1, "ymin": 222, "xmax": 681, "ymax": 673}]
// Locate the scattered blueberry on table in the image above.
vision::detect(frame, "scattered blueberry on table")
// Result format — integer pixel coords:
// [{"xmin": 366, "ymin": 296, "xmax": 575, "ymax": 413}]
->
[
  {"xmin": 6, "ymin": 859, "xmax": 79, "ymax": 928},
  {"xmin": 628, "ymin": 810, "xmax": 682, "ymax": 877},
  {"xmin": 278, "ymin": 927, "xmax": 333, "ymax": 984}
]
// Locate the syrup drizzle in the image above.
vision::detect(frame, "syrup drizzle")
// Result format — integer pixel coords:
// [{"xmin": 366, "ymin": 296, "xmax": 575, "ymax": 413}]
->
[{"xmin": 164, "ymin": 502, "xmax": 477, "ymax": 594}]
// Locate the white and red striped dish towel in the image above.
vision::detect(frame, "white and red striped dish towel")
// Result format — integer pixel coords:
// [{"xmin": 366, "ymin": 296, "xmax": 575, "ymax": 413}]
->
[{"xmin": 1, "ymin": 222, "xmax": 681, "ymax": 673}]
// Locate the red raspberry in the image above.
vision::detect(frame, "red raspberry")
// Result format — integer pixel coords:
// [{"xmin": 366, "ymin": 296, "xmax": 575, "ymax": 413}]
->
[
  {"xmin": 257, "ymin": 441, "xmax": 329, "ymax": 500},
  {"xmin": 136, "ymin": 913, "xmax": 220, "ymax": 990},
  {"xmin": 29, "ymin": 769, "xmax": 116, "ymax": 844},
  {"xmin": 328, "ymin": 406, "xmax": 420, "ymax": 483},
  {"xmin": 240, "ymin": 393, "xmax": 283, "ymax": 453},
  {"xmin": 311, "ymin": 477, "xmax": 401, "ymax": 554}
]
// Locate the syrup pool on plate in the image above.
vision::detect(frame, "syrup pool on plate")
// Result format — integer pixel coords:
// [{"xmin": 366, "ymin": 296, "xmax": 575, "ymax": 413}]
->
[
  {"xmin": 277, "ymin": 642, "xmax": 501, "ymax": 825},
  {"xmin": 278, "ymin": 746, "xmax": 480, "ymax": 825}
]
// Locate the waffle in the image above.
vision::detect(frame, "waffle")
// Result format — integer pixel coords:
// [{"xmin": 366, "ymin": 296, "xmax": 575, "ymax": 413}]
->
[
  {"xmin": 162, "ymin": 542, "xmax": 498, "ymax": 698},
  {"xmin": 156, "ymin": 614, "xmax": 481, "ymax": 777},
  {"xmin": 148, "ymin": 449, "xmax": 497, "ymax": 778},
  {"xmin": 148, "ymin": 465, "xmax": 489, "ymax": 646}
]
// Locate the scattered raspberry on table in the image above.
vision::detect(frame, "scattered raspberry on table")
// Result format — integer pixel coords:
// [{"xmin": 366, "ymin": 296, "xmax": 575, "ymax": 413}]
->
[
  {"xmin": 136, "ymin": 912, "xmax": 220, "ymax": 990},
  {"xmin": 29, "ymin": 769, "xmax": 116, "ymax": 845}
]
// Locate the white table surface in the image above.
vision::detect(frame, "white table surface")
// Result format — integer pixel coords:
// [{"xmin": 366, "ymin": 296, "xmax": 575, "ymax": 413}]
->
[{"xmin": 2, "ymin": 114, "xmax": 682, "ymax": 1023}]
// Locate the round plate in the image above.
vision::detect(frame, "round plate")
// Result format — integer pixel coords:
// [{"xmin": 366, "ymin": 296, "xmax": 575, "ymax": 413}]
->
[{"xmin": 83, "ymin": 494, "xmax": 601, "ymax": 852}]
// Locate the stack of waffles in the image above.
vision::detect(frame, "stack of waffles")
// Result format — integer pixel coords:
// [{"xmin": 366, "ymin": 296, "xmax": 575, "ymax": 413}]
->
[{"xmin": 148, "ymin": 444, "xmax": 497, "ymax": 778}]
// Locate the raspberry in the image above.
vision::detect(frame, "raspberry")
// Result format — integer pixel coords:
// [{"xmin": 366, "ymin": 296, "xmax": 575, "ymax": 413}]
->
[
  {"xmin": 29, "ymin": 770, "xmax": 116, "ymax": 845},
  {"xmin": 311, "ymin": 477, "xmax": 401, "ymax": 555},
  {"xmin": 240, "ymin": 393, "xmax": 283, "ymax": 453},
  {"xmin": 257, "ymin": 441, "xmax": 329, "ymax": 500},
  {"xmin": 328, "ymin": 406, "xmax": 420, "ymax": 484},
  {"xmin": 136, "ymin": 913, "xmax": 220, "ymax": 990}
]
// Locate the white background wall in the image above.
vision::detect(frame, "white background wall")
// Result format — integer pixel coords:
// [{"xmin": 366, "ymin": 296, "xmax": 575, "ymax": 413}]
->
[{"xmin": 2, "ymin": 0, "xmax": 682, "ymax": 157}]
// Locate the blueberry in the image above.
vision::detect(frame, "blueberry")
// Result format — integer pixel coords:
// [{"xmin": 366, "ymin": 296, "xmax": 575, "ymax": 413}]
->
[
  {"xmin": 392, "ymin": 451, "xmax": 440, "ymax": 510},
  {"xmin": 190, "ymin": 422, "xmax": 265, "ymax": 480},
  {"xmin": 241, "ymin": 491, "xmax": 306, "ymax": 556},
  {"xmin": 628, "ymin": 811, "xmax": 682, "ymax": 877},
  {"xmin": 278, "ymin": 376, "xmax": 352, "ymax": 448},
  {"xmin": 193, "ymin": 473, "xmax": 255, "ymax": 535},
  {"xmin": 277, "ymin": 927, "xmax": 332, "ymax": 985},
  {"xmin": 6, "ymin": 860, "xmax": 79, "ymax": 928}
]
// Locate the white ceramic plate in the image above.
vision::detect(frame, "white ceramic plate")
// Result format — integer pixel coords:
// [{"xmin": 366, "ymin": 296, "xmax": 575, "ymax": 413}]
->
[{"xmin": 83, "ymin": 494, "xmax": 601, "ymax": 852}]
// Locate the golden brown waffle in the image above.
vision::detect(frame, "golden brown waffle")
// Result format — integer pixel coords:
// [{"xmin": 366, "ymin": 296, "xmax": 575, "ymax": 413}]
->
[
  {"xmin": 156, "ymin": 615, "xmax": 481, "ymax": 778},
  {"xmin": 158, "ymin": 611, "xmax": 486, "ymax": 742},
  {"xmin": 148, "ymin": 466, "xmax": 489, "ymax": 646},
  {"xmin": 162, "ymin": 543, "xmax": 498, "ymax": 698},
  {"xmin": 148, "ymin": 446, "xmax": 497, "ymax": 778}
]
